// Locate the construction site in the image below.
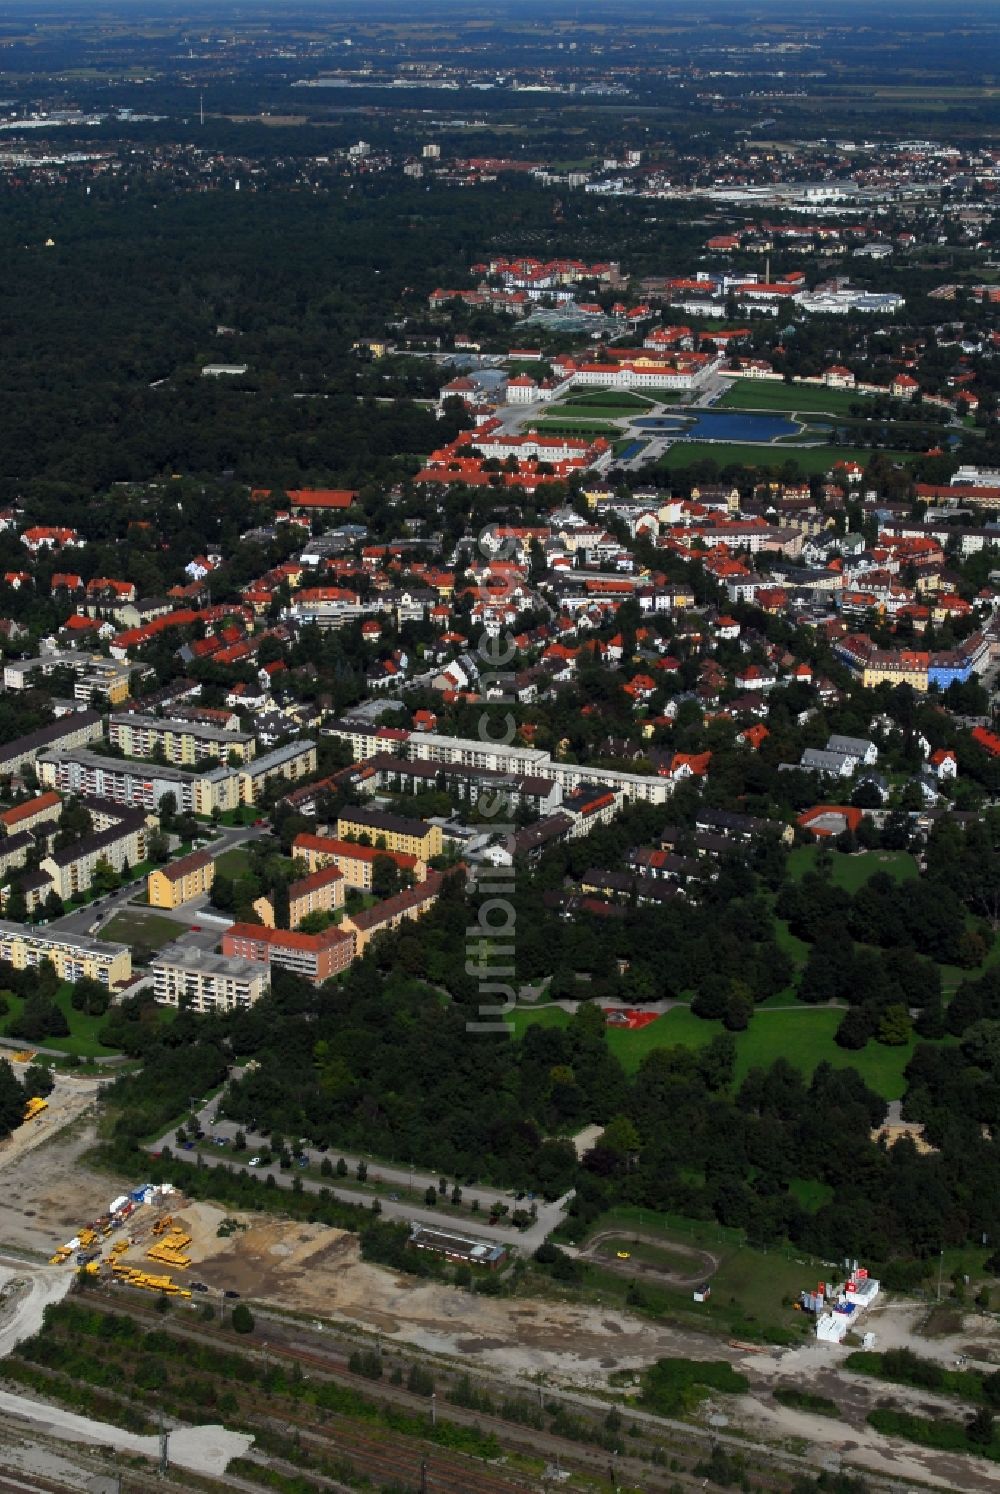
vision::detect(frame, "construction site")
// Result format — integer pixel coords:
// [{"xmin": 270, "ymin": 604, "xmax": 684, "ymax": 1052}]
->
[{"xmin": 3, "ymin": 1087, "xmax": 1000, "ymax": 1493}]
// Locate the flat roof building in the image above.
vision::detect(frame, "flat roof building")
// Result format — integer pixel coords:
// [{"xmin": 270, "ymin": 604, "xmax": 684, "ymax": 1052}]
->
[
  {"xmin": 0, "ymin": 920, "xmax": 130, "ymax": 987},
  {"xmin": 37, "ymin": 747, "xmax": 241, "ymax": 817},
  {"xmin": 407, "ymin": 1224, "xmax": 507, "ymax": 1271},
  {"xmin": 109, "ymin": 713, "xmax": 255, "ymax": 767},
  {"xmin": 152, "ymin": 946, "xmax": 268, "ymax": 1013}
]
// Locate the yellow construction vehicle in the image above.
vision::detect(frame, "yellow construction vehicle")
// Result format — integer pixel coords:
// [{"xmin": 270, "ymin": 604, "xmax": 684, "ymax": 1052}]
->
[{"xmin": 22, "ymin": 1096, "xmax": 48, "ymax": 1122}]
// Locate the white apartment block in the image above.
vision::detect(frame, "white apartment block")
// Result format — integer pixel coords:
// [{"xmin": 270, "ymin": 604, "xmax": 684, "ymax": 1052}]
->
[{"xmin": 152, "ymin": 947, "xmax": 269, "ymax": 1013}]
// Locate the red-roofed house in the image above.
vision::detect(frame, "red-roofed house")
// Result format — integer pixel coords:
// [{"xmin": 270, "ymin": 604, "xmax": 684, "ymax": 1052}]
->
[
  {"xmin": 891, "ymin": 374, "xmax": 919, "ymax": 400},
  {"xmin": 21, "ymin": 526, "xmax": 82, "ymax": 554},
  {"xmin": 737, "ymin": 723, "xmax": 770, "ymax": 751},
  {"xmin": 928, "ymin": 748, "xmax": 957, "ymax": 780},
  {"xmin": 797, "ymin": 804, "xmax": 863, "ymax": 838},
  {"xmin": 661, "ymin": 751, "xmax": 711, "ymax": 781},
  {"xmin": 972, "ymin": 726, "xmax": 1000, "ymax": 758}
]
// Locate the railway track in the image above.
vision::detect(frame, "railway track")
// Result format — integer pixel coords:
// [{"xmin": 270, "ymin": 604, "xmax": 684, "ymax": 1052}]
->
[
  {"xmin": 40, "ymin": 1290, "xmax": 926, "ymax": 1494},
  {"xmin": 0, "ymin": 1469, "xmax": 82, "ymax": 1494},
  {"xmin": 264, "ymin": 1410, "xmax": 535, "ymax": 1493}
]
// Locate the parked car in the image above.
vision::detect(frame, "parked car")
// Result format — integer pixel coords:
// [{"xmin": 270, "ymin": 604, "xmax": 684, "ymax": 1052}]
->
[{"xmin": 248, "ymin": 1156, "xmax": 262, "ymax": 1166}]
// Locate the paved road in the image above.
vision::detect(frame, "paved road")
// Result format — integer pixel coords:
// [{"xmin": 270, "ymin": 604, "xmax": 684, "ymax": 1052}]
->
[{"xmin": 150, "ymin": 1087, "xmax": 570, "ymax": 1253}]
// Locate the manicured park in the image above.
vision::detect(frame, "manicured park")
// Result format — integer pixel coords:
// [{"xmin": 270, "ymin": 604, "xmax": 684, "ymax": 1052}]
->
[
  {"xmin": 787, "ymin": 845, "xmax": 918, "ymax": 891},
  {"xmin": 717, "ymin": 378, "xmax": 873, "ymax": 417},
  {"xmin": 534, "ymin": 418, "xmax": 619, "ymax": 438},
  {"xmin": 507, "ymin": 847, "xmax": 965, "ymax": 1102},
  {"xmin": 507, "ymin": 1000, "xmax": 923, "ymax": 1100}
]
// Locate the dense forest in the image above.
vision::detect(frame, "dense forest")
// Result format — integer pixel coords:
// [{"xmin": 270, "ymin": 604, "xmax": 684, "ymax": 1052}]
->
[{"xmin": 0, "ymin": 177, "xmax": 714, "ymax": 501}]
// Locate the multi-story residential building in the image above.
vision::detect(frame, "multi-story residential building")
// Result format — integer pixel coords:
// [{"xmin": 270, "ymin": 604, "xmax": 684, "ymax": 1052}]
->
[
  {"xmin": 221, "ymin": 922, "xmax": 355, "ymax": 984},
  {"xmin": 341, "ymin": 872, "xmax": 443, "ymax": 956},
  {"xmin": 34, "ymin": 810, "xmax": 146, "ymax": 908},
  {"xmin": 3, "ymin": 652, "xmax": 133, "ymax": 704},
  {"xmin": 0, "ymin": 920, "xmax": 130, "ymax": 986},
  {"xmin": 292, "ymin": 832, "xmax": 423, "ymax": 890},
  {"xmin": 152, "ymin": 947, "xmax": 268, "ymax": 1013},
  {"xmin": 321, "ymin": 719, "xmax": 411, "ymax": 762},
  {"xmin": 336, "ymin": 806, "xmax": 443, "ymax": 861},
  {"xmin": 355, "ymin": 753, "xmax": 563, "ymax": 819},
  {"xmin": 406, "ymin": 732, "xmax": 671, "ymax": 805},
  {"xmin": 0, "ymin": 832, "xmax": 34, "ymax": 880},
  {"xmin": 147, "ymin": 849, "xmax": 215, "ymax": 910},
  {"xmin": 36, "ymin": 748, "xmax": 241, "ymax": 817},
  {"xmin": 109, "ymin": 713, "xmax": 255, "ymax": 767},
  {"xmin": 287, "ymin": 864, "xmax": 344, "ymax": 927},
  {"xmin": 0, "ymin": 791, "xmax": 62, "ymax": 837},
  {"xmin": 284, "ymin": 587, "xmax": 368, "ymax": 629},
  {"xmin": 0, "ymin": 711, "xmax": 103, "ymax": 778},
  {"xmin": 236, "ymin": 741, "xmax": 318, "ymax": 803}
]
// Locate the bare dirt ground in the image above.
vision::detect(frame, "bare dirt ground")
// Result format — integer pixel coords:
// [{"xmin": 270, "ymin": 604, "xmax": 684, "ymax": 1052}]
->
[
  {"xmin": 0, "ymin": 1263, "xmax": 74, "ymax": 1359},
  {"xmin": 0, "ymin": 1388, "xmax": 252, "ymax": 1479},
  {"xmin": 732, "ymin": 1297, "xmax": 1000, "ymax": 1493},
  {"xmin": 0, "ymin": 1105, "xmax": 129, "ymax": 1260},
  {"xmin": 116, "ymin": 1200, "xmax": 732, "ymax": 1386}
]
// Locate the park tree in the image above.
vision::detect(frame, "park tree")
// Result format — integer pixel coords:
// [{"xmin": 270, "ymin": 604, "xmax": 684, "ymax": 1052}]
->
[
  {"xmin": 877, "ymin": 1004, "xmax": 912, "ymax": 1047},
  {"xmin": 371, "ymin": 854, "xmax": 402, "ymax": 898},
  {"xmin": 70, "ymin": 977, "xmax": 110, "ymax": 1017},
  {"xmin": 0, "ymin": 1059, "xmax": 25, "ymax": 1138},
  {"xmin": 21, "ymin": 1063, "xmax": 54, "ymax": 1099}
]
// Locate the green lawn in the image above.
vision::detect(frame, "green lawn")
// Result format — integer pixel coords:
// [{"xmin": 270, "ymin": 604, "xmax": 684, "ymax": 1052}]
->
[
  {"xmin": 555, "ymin": 401, "xmax": 647, "ymax": 418},
  {"xmin": 576, "ymin": 1204, "xmax": 822, "ymax": 1344},
  {"xmin": 211, "ymin": 847, "xmax": 254, "ymax": 879},
  {"xmin": 773, "ymin": 917, "xmax": 811, "ymax": 971},
  {"xmin": 217, "ymin": 807, "xmax": 258, "ymax": 827},
  {"xmin": 717, "ymin": 379, "xmax": 873, "ymax": 417},
  {"xmin": 789, "ymin": 1177, "xmax": 835, "ymax": 1213},
  {"xmin": 99, "ymin": 910, "xmax": 184, "ymax": 952},
  {"xmin": 2, "ymin": 983, "xmax": 119, "ymax": 1057},
  {"xmin": 653, "ymin": 442, "xmax": 916, "ymax": 475},
  {"xmin": 787, "ymin": 846, "xmax": 919, "ymax": 891},
  {"xmin": 553, "ymin": 405, "xmax": 634, "ymax": 421},
  {"xmin": 508, "ymin": 1001, "xmax": 924, "ymax": 1100},
  {"xmin": 558, "ymin": 390, "xmax": 653, "ymax": 410},
  {"xmin": 533, "ymin": 418, "xmax": 620, "ymax": 437}
]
